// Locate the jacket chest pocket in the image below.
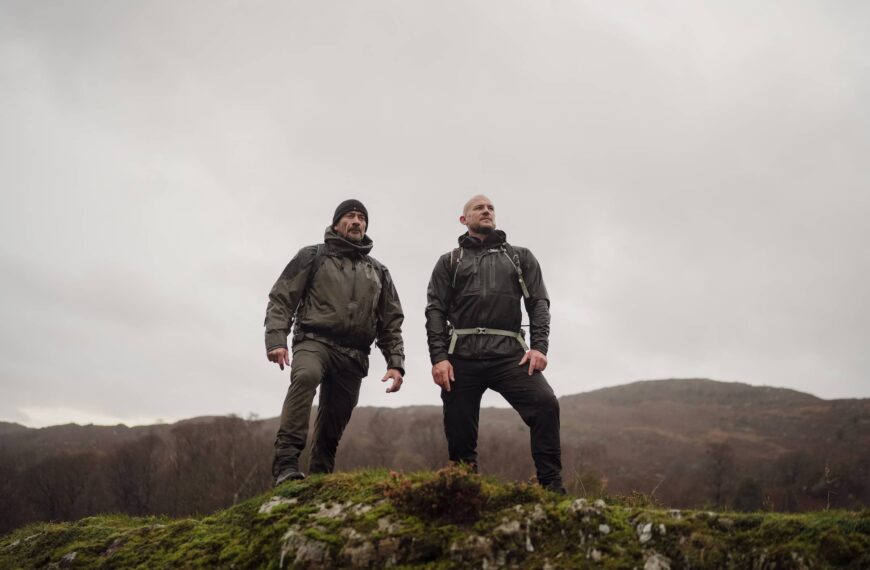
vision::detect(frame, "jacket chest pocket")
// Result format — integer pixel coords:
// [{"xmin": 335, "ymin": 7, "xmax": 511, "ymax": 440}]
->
[
  {"xmin": 488, "ymin": 254, "xmax": 522, "ymax": 296},
  {"xmin": 354, "ymin": 262, "xmax": 382, "ymax": 319},
  {"xmin": 457, "ymin": 252, "xmax": 519, "ymax": 298},
  {"xmin": 453, "ymin": 256, "xmax": 482, "ymax": 297}
]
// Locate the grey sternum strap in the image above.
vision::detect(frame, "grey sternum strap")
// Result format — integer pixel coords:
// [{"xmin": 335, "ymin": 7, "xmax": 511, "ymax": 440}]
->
[{"xmin": 448, "ymin": 327, "xmax": 529, "ymax": 354}]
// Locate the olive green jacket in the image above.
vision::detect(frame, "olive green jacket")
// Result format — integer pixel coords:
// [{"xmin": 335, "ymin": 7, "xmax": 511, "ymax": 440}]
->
[{"xmin": 265, "ymin": 227, "xmax": 405, "ymax": 373}]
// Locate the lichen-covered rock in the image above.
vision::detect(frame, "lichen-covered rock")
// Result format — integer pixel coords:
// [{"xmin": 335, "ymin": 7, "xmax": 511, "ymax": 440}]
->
[
  {"xmin": 377, "ymin": 515, "xmax": 400, "ymax": 533},
  {"xmin": 101, "ymin": 537, "xmax": 124, "ymax": 557},
  {"xmin": 259, "ymin": 496, "xmax": 299, "ymax": 514},
  {"xmin": 58, "ymin": 551, "xmax": 77, "ymax": 568},
  {"xmin": 637, "ymin": 522, "xmax": 654, "ymax": 544},
  {"xmin": 340, "ymin": 540, "xmax": 376, "ymax": 568},
  {"xmin": 3, "ymin": 540, "xmax": 20, "ymax": 551},
  {"xmin": 588, "ymin": 548, "xmax": 603, "ymax": 561},
  {"xmin": 529, "ymin": 503, "xmax": 547, "ymax": 523},
  {"xmin": 280, "ymin": 527, "xmax": 332, "ymax": 569},
  {"xmin": 449, "ymin": 534, "xmax": 493, "ymax": 565},
  {"xmin": 570, "ymin": 498, "xmax": 590, "ymax": 513},
  {"xmin": 644, "ymin": 550, "xmax": 672, "ymax": 570},
  {"xmin": 494, "ymin": 519, "xmax": 522, "ymax": 540},
  {"xmin": 315, "ymin": 500, "xmax": 353, "ymax": 519},
  {"xmin": 376, "ymin": 536, "xmax": 401, "ymax": 566}
]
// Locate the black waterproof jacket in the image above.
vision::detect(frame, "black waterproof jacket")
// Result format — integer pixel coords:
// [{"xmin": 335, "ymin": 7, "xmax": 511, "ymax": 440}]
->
[
  {"xmin": 425, "ymin": 230, "xmax": 550, "ymax": 364},
  {"xmin": 265, "ymin": 227, "xmax": 405, "ymax": 373}
]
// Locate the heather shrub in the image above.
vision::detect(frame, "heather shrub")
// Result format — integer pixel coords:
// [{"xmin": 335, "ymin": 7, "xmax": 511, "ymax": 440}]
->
[{"xmin": 382, "ymin": 465, "xmax": 484, "ymax": 524}]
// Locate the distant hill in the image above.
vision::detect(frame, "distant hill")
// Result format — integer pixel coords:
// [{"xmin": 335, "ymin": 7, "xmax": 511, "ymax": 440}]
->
[
  {"xmin": 548, "ymin": 379, "xmax": 869, "ymax": 509},
  {"xmin": 1, "ymin": 378, "xmax": 867, "ymax": 534},
  {"xmin": 0, "ymin": 422, "xmax": 29, "ymax": 436}
]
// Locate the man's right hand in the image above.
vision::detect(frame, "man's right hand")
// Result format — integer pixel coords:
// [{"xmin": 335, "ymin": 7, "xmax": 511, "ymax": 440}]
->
[
  {"xmin": 431, "ymin": 360, "xmax": 455, "ymax": 392},
  {"xmin": 267, "ymin": 348, "xmax": 291, "ymax": 371}
]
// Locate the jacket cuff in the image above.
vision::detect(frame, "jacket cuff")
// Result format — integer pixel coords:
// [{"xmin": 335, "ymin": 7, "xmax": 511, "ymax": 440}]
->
[
  {"xmin": 530, "ymin": 344, "xmax": 548, "ymax": 355},
  {"xmin": 430, "ymin": 353, "xmax": 449, "ymax": 365},
  {"xmin": 265, "ymin": 331, "xmax": 288, "ymax": 352},
  {"xmin": 386, "ymin": 355, "xmax": 405, "ymax": 375}
]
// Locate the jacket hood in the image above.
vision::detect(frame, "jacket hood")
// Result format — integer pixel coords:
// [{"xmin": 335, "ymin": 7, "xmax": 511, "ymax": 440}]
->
[
  {"xmin": 457, "ymin": 229, "xmax": 507, "ymax": 249},
  {"xmin": 324, "ymin": 226, "xmax": 374, "ymax": 255}
]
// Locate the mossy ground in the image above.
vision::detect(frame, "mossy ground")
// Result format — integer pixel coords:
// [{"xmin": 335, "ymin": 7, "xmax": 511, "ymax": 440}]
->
[{"xmin": 1, "ymin": 468, "xmax": 868, "ymax": 569}]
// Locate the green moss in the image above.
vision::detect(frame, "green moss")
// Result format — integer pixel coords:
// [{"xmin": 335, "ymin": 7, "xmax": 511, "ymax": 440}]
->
[{"xmin": 3, "ymin": 470, "xmax": 868, "ymax": 570}]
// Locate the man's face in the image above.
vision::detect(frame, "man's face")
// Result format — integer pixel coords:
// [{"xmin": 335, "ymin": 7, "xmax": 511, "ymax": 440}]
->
[
  {"xmin": 460, "ymin": 196, "xmax": 496, "ymax": 235},
  {"xmin": 334, "ymin": 210, "xmax": 367, "ymax": 242}
]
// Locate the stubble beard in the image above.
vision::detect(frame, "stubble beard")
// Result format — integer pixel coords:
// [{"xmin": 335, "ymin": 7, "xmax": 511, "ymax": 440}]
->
[
  {"xmin": 339, "ymin": 225, "xmax": 365, "ymax": 243},
  {"xmin": 470, "ymin": 223, "xmax": 494, "ymax": 235}
]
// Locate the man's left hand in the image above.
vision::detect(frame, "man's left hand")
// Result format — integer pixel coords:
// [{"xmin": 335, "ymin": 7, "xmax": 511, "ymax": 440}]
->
[
  {"xmin": 382, "ymin": 368, "xmax": 404, "ymax": 393},
  {"xmin": 518, "ymin": 350, "xmax": 548, "ymax": 376}
]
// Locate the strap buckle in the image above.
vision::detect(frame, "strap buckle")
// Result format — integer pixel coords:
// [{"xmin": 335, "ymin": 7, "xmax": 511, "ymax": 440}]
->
[{"xmin": 476, "ymin": 327, "xmax": 487, "ymax": 334}]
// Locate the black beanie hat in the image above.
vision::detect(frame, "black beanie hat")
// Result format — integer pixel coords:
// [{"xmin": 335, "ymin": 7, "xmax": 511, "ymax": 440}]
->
[{"xmin": 332, "ymin": 199, "xmax": 369, "ymax": 227}]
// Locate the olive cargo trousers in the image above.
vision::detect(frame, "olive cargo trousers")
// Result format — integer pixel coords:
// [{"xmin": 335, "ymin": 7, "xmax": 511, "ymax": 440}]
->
[
  {"xmin": 441, "ymin": 355, "xmax": 563, "ymax": 487},
  {"xmin": 273, "ymin": 340, "xmax": 366, "ymax": 476}
]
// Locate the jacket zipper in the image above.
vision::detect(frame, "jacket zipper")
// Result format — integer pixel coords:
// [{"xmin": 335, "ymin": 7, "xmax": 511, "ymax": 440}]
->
[
  {"xmin": 350, "ymin": 258, "xmax": 359, "ymax": 326},
  {"xmin": 351, "ymin": 258, "xmax": 358, "ymax": 300},
  {"xmin": 482, "ymin": 250, "xmax": 495, "ymax": 299}
]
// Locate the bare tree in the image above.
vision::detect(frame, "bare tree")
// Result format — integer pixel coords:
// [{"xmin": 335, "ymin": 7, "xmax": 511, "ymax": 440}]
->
[
  {"xmin": 0, "ymin": 447, "xmax": 27, "ymax": 533},
  {"xmin": 212, "ymin": 416, "xmax": 272, "ymax": 505},
  {"xmin": 774, "ymin": 451, "xmax": 810, "ymax": 511},
  {"xmin": 407, "ymin": 414, "xmax": 448, "ymax": 470},
  {"xmin": 479, "ymin": 429, "xmax": 534, "ymax": 482},
  {"xmin": 24, "ymin": 452, "xmax": 99, "ymax": 521},
  {"xmin": 164, "ymin": 422, "xmax": 222, "ymax": 515},
  {"xmin": 107, "ymin": 434, "xmax": 163, "ymax": 515},
  {"xmin": 367, "ymin": 410, "xmax": 397, "ymax": 468},
  {"xmin": 704, "ymin": 442, "xmax": 734, "ymax": 509}
]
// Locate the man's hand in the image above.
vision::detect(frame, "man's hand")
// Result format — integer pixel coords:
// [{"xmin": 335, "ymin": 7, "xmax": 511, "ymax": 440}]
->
[
  {"xmin": 267, "ymin": 348, "xmax": 291, "ymax": 371},
  {"xmin": 382, "ymin": 368, "xmax": 404, "ymax": 393},
  {"xmin": 432, "ymin": 360, "xmax": 455, "ymax": 392},
  {"xmin": 518, "ymin": 349, "xmax": 548, "ymax": 376}
]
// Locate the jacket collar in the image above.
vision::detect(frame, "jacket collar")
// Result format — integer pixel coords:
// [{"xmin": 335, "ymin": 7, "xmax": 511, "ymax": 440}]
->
[
  {"xmin": 457, "ymin": 229, "xmax": 507, "ymax": 250},
  {"xmin": 324, "ymin": 226, "xmax": 374, "ymax": 256}
]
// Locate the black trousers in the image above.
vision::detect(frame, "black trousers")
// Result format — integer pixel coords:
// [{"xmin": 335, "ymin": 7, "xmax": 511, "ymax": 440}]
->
[
  {"xmin": 273, "ymin": 340, "xmax": 366, "ymax": 475},
  {"xmin": 441, "ymin": 355, "xmax": 563, "ymax": 486}
]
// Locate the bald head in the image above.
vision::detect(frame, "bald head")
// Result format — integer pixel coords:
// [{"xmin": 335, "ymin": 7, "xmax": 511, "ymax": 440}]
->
[
  {"xmin": 460, "ymin": 195, "xmax": 496, "ymax": 238},
  {"xmin": 463, "ymin": 194, "xmax": 492, "ymax": 216}
]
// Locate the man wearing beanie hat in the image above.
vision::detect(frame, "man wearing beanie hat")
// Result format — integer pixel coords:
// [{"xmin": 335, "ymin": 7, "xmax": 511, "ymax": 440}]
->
[
  {"xmin": 332, "ymin": 199, "xmax": 368, "ymax": 229},
  {"xmin": 264, "ymin": 199, "xmax": 405, "ymax": 485}
]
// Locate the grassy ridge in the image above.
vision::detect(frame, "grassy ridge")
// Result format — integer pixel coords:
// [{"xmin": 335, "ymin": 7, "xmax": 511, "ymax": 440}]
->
[{"xmin": 1, "ymin": 468, "xmax": 868, "ymax": 569}]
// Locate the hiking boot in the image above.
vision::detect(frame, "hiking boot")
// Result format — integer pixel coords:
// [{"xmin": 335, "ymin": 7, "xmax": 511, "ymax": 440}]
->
[
  {"xmin": 450, "ymin": 460, "xmax": 479, "ymax": 474},
  {"xmin": 274, "ymin": 469, "xmax": 306, "ymax": 486},
  {"xmin": 541, "ymin": 480, "xmax": 567, "ymax": 495}
]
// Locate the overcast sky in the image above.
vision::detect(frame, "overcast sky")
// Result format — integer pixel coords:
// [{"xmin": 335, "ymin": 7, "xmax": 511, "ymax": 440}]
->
[{"xmin": 1, "ymin": 1, "xmax": 868, "ymax": 428}]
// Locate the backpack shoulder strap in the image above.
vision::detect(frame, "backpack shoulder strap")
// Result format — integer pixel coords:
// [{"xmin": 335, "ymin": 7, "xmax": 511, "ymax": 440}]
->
[
  {"xmin": 500, "ymin": 243, "xmax": 530, "ymax": 299},
  {"xmin": 449, "ymin": 247, "xmax": 464, "ymax": 288},
  {"xmin": 295, "ymin": 244, "xmax": 326, "ymax": 318},
  {"xmin": 304, "ymin": 244, "xmax": 327, "ymax": 293},
  {"xmin": 366, "ymin": 254, "xmax": 386, "ymax": 280}
]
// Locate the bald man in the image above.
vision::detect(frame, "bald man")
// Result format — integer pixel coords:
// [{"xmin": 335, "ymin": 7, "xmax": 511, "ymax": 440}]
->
[{"xmin": 425, "ymin": 195, "xmax": 564, "ymax": 493}]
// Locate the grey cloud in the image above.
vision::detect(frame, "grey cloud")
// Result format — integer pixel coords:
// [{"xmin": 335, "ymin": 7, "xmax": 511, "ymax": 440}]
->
[{"xmin": 1, "ymin": 1, "xmax": 868, "ymax": 426}]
